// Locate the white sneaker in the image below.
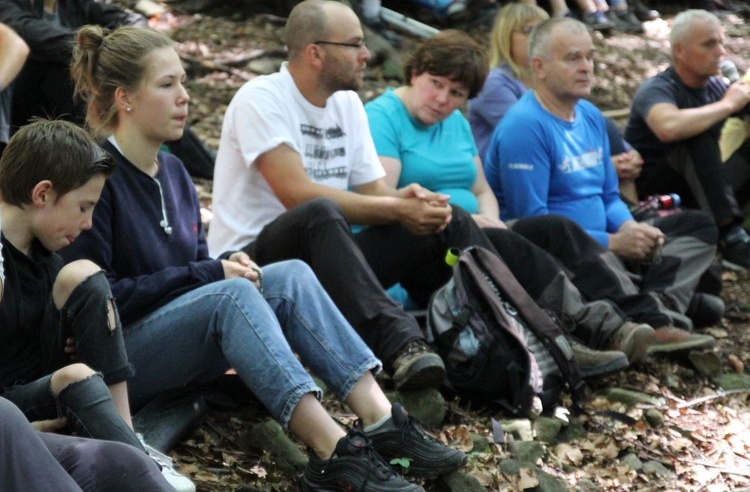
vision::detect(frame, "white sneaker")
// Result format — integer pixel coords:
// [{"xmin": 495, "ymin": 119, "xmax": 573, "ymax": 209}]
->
[{"xmin": 140, "ymin": 438, "xmax": 196, "ymax": 492}]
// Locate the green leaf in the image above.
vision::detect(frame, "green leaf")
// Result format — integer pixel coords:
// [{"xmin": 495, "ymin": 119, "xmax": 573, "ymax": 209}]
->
[{"xmin": 389, "ymin": 457, "xmax": 413, "ymax": 469}]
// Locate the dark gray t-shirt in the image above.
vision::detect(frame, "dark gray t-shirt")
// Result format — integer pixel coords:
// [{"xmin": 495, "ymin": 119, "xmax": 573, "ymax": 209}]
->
[{"xmin": 625, "ymin": 66, "xmax": 728, "ymax": 175}]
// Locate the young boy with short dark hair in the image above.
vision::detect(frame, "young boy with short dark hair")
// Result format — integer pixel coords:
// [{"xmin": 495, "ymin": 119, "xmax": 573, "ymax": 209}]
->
[{"xmin": 0, "ymin": 118, "xmax": 194, "ymax": 490}]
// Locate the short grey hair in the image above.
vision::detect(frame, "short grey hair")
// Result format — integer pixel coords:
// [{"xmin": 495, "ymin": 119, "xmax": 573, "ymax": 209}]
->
[
  {"xmin": 670, "ymin": 9, "xmax": 721, "ymax": 54},
  {"xmin": 528, "ymin": 16, "xmax": 588, "ymax": 61}
]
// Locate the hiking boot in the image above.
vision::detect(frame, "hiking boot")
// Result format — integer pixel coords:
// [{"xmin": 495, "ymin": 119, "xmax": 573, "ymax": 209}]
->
[
  {"xmin": 582, "ymin": 10, "xmax": 614, "ymax": 31},
  {"xmin": 391, "ymin": 340, "xmax": 446, "ymax": 390},
  {"xmin": 301, "ymin": 429, "xmax": 422, "ymax": 492},
  {"xmin": 362, "ymin": 403, "xmax": 466, "ymax": 478},
  {"xmin": 570, "ymin": 340, "xmax": 629, "ymax": 378},
  {"xmin": 720, "ymin": 228, "xmax": 750, "ymax": 271},
  {"xmin": 142, "ymin": 441, "xmax": 196, "ymax": 492},
  {"xmin": 631, "ymin": 0, "xmax": 659, "ymax": 21},
  {"xmin": 611, "ymin": 9, "xmax": 644, "ymax": 33},
  {"xmin": 607, "ymin": 322, "xmax": 655, "ymax": 364},
  {"xmin": 646, "ymin": 326, "xmax": 716, "ymax": 355},
  {"xmin": 686, "ymin": 293, "xmax": 725, "ymax": 328}
]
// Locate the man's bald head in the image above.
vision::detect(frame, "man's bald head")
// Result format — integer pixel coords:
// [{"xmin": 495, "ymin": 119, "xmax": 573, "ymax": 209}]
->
[{"xmin": 285, "ymin": 0, "xmax": 354, "ymax": 60}]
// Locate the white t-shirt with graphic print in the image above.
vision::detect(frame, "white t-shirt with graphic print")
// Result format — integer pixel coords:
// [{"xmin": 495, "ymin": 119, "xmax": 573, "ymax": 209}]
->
[{"xmin": 208, "ymin": 62, "xmax": 384, "ymax": 256}]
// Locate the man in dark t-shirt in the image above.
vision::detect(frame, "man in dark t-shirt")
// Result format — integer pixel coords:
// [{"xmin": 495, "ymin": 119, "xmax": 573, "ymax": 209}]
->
[{"xmin": 625, "ymin": 9, "xmax": 750, "ymax": 270}]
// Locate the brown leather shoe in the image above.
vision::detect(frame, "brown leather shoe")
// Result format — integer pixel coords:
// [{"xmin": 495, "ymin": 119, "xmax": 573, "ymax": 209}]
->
[{"xmin": 646, "ymin": 326, "xmax": 716, "ymax": 355}]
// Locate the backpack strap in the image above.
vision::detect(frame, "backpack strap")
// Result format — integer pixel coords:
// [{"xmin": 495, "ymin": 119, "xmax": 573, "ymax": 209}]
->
[
  {"xmin": 429, "ymin": 304, "xmax": 473, "ymax": 352},
  {"xmin": 466, "ymin": 247, "xmax": 586, "ymax": 411}
]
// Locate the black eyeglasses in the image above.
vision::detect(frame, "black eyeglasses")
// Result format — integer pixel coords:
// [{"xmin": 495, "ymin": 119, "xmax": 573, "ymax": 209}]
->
[{"xmin": 314, "ymin": 40, "xmax": 366, "ymax": 50}]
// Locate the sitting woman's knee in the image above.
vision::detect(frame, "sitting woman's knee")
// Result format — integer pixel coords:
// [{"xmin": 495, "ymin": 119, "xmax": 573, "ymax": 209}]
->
[
  {"xmin": 50, "ymin": 364, "xmax": 96, "ymax": 396},
  {"xmin": 53, "ymin": 260, "xmax": 104, "ymax": 308},
  {"xmin": 277, "ymin": 259, "xmax": 315, "ymax": 279}
]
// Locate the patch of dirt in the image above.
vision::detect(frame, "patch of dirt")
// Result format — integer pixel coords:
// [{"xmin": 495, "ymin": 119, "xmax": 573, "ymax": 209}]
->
[{"xmin": 117, "ymin": 1, "xmax": 750, "ymax": 489}]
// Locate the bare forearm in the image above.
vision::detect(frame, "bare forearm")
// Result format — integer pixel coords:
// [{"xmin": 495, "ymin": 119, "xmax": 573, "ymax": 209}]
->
[
  {"xmin": 653, "ymin": 102, "xmax": 735, "ymax": 142},
  {"xmin": 277, "ymin": 179, "xmax": 404, "ymax": 225},
  {"xmin": 0, "ymin": 25, "xmax": 29, "ymax": 89}
]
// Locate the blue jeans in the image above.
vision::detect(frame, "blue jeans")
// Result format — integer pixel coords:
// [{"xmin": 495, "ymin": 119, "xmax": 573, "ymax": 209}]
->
[{"xmin": 123, "ymin": 260, "xmax": 381, "ymax": 427}]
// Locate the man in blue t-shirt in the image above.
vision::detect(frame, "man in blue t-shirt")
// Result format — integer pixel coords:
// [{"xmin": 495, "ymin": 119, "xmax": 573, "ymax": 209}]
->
[
  {"xmin": 625, "ymin": 9, "xmax": 750, "ymax": 271},
  {"xmin": 485, "ymin": 16, "xmax": 718, "ymax": 351}
]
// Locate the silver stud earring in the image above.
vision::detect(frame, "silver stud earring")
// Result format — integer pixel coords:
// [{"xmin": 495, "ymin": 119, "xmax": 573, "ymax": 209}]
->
[{"xmin": 126, "ymin": 107, "xmax": 133, "ymax": 112}]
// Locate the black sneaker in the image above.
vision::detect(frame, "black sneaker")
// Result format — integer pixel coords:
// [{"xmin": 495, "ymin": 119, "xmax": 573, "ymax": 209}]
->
[
  {"xmin": 301, "ymin": 429, "xmax": 422, "ymax": 492},
  {"xmin": 721, "ymin": 228, "xmax": 750, "ymax": 271},
  {"xmin": 391, "ymin": 340, "xmax": 446, "ymax": 390},
  {"xmin": 686, "ymin": 292, "xmax": 725, "ymax": 328},
  {"xmin": 362, "ymin": 403, "xmax": 466, "ymax": 478}
]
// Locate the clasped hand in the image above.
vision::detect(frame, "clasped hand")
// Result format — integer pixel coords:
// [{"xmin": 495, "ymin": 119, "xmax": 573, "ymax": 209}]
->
[
  {"xmin": 221, "ymin": 252, "xmax": 263, "ymax": 289},
  {"xmin": 610, "ymin": 221, "xmax": 665, "ymax": 262},
  {"xmin": 396, "ymin": 183, "xmax": 452, "ymax": 235}
]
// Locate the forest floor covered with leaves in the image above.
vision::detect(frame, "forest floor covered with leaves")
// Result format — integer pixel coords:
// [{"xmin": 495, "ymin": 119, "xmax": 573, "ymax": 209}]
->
[{"xmin": 119, "ymin": 1, "xmax": 750, "ymax": 490}]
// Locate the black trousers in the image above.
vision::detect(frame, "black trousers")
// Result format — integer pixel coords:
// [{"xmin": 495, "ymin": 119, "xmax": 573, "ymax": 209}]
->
[
  {"xmin": 637, "ymin": 131, "xmax": 750, "ymax": 229},
  {"xmin": 244, "ymin": 199, "xmax": 627, "ymax": 361}
]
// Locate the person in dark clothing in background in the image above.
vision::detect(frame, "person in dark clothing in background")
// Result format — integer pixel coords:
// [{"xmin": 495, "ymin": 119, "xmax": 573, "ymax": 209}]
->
[{"xmin": 0, "ymin": 0, "xmax": 216, "ymax": 179}]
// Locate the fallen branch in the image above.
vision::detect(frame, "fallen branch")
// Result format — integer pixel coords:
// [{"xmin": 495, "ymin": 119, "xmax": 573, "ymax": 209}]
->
[
  {"xmin": 675, "ymin": 458, "xmax": 750, "ymax": 477},
  {"xmin": 675, "ymin": 388, "xmax": 750, "ymax": 409},
  {"xmin": 212, "ymin": 47, "xmax": 286, "ymax": 67},
  {"xmin": 179, "ymin": 53, "xmax": 254, "ymax": 80}
]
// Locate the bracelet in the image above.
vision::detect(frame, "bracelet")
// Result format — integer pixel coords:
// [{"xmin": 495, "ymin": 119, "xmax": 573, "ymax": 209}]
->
[{"xmin": 251, "ymin": 267, "xmax": 264, "ymax": 294}]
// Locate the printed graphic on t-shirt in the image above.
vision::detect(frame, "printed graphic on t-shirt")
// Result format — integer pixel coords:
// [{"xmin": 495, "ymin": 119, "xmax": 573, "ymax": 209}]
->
[
  {"xmin": 301, "ymin": 123, "xmax": 348, "ymax": 182},
  {"xmin": 558, "ymin": 147, "xmax": 603, "ymax": 174}
]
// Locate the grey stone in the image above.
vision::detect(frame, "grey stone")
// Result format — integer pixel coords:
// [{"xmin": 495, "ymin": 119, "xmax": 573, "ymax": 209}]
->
[
  {"xmin": 643, "ymin": 460, "xmax": 675, "ymax": 478},
  {"xmin": 689, "ymin": 351, "xmax": 722, "ymax": 377},
  {"xmin": 241, "ymin": 418, "xmax": 307, "ymax": 475},
  {"xmin": 500, "ymin": 419, "xmax": 534, "ymax": 441},
  {"xmin": 441, "ymin": 470, "xmax": 486, "ymax": 491},
  {"xmin": 714, "ymin": 373, "xmax": 750, "ymax": 391},
  {"xmin": 382, "ymin": 57, "xmax": 403, "ymax": 81},
  {"xmin": 471, "ymin": 434, "xmax": 491, "ymax": 453},
  {"xmin": 558, "ymin": 416, "xmax": 587, "ymax": 442},
  {"xmin": 620, "ymin": 452, "xmax": 643, "ymax": 471},
  {"xmin": 536, "ymin": 468, "xmax": 568, "ymax": 492},
  {"xmin": 499, "ymin": 459, "xmax": 566, "ymax": 492},
  {"xmin": 663, "ymin": 373, "xmax": 682, "ymax": 389},
  {"xmin": 513, "ymin": 441, "xmax": 545, "ymax": 464},
  {"xmin": 598, "ymin": 388, "xmax": 662, "ymax": 407},
  {"xmin": 499, "ymin": 458, "xmax": 525, "ymax": 475},
  {"xmin": 386, "ymin": 388, "xmax": 446, "ymax": 429},
  {"xmin": 534, "ymin": 417, "xmax": 562, "ymax": 443},
  {"xmin": 575, "ymin": 478, "xmax": 600, "ymax": 491},
  {"xmin": 644, "ymin": 408, "xmax": 664, "ymax": 428}
]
